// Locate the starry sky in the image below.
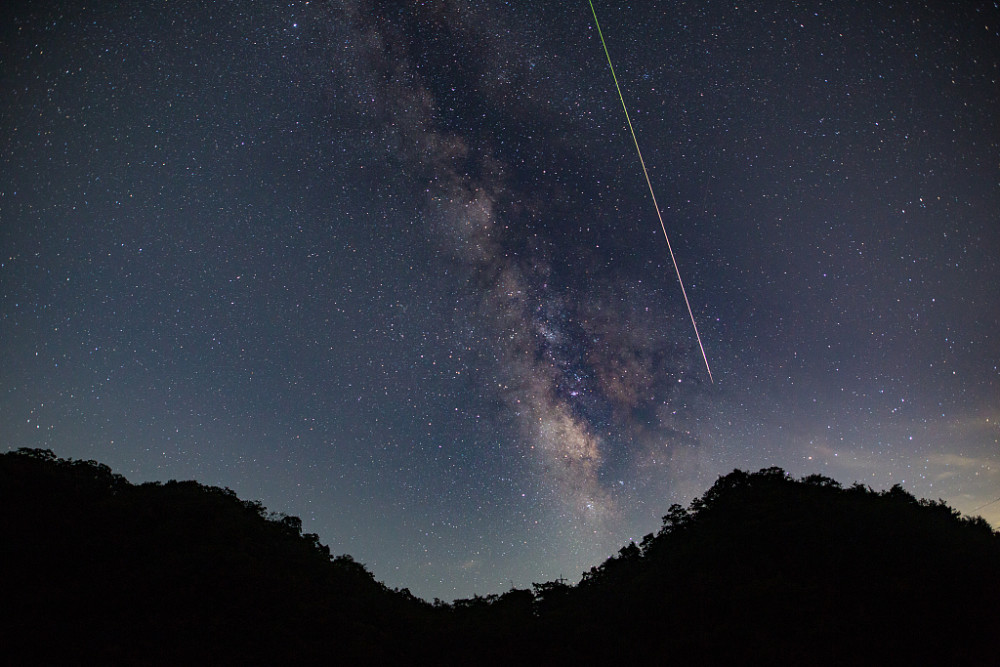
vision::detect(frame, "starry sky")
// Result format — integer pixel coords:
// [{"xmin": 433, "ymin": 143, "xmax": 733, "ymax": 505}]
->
[{"xmin": 2, "ymin": 0, "xmax": 998, "ymax": 601}]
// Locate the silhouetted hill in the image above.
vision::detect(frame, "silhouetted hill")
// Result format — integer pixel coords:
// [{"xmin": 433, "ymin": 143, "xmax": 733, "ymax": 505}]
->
[
  {"xmin": 0, "ymin": 448, "xmax": 433, "ymax": 665},
  {"xmin": 529, "ymin": 468, "xmax": 1000, "ymax": 664},
  {"xmin": 3, "ymin": 449, "xmax": 998, "ymax": 665}
]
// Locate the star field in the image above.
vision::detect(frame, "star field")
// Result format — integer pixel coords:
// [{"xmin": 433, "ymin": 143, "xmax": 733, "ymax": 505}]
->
[{"xmin": 2, "ymin": 0, "xmax": 998, "ymax": 600}]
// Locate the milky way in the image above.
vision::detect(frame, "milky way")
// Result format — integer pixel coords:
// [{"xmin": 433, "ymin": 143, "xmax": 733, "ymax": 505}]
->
[{"xmin": 350, "ymin": 1, "xmax": 722, "ymax": 533}]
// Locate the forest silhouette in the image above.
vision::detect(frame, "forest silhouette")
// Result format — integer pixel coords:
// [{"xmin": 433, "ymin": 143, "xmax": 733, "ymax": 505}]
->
[{"xmin": 2, "ymin": 447, "xmax": 997, "ymax": 664}]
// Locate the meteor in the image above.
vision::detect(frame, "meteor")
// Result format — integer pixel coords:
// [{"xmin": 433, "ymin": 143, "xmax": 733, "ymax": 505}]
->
[{"xmin": 588, "ymin": 1, "xmax": 714, "ymax": 384}]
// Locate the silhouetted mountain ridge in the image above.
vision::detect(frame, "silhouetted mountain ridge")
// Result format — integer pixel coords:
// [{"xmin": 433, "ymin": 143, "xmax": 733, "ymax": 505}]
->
[{"xmin": 2, "ymin": 448, "xmax": 997, "ymax": 665}]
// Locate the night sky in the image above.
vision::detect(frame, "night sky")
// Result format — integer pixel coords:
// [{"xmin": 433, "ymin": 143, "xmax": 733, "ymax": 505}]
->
[{"xmin": 3, "ymin": 0, "xmax": 998, "ymax": 601}]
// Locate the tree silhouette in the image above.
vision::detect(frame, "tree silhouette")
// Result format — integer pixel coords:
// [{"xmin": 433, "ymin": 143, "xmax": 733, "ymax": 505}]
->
[{"xmin": 3, "ymin": 449, "xmax": 998, "ymax": 665}]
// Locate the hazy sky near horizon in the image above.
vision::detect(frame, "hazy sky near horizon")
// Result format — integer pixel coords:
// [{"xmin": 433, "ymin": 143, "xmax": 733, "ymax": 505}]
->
[{"xmin": 3, "ymin": 0, "xmax": 998, "ymax": 600}]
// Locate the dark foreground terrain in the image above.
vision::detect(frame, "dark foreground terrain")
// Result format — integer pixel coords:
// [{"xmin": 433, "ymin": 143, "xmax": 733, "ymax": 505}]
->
[{"xmin": 2, "ymin": 447, "xmax": 998, "ymax": 664}]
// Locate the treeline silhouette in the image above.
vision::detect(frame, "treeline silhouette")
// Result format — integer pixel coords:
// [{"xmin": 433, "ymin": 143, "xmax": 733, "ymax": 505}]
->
[{"xmin": 2, "ymin": 448, "xmax": 997, "ymax": 664}]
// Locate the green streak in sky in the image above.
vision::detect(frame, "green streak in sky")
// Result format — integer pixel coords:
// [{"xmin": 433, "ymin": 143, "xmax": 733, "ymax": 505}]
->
[{"xmin": 588, "ymin": 0, "xmax": 714, "ymax": 384}]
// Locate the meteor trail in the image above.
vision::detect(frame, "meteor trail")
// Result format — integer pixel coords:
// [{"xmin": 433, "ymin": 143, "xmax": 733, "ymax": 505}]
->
[{"xmin": 588, "ymin": 1, "xmax": 714, "ymax": 384}]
